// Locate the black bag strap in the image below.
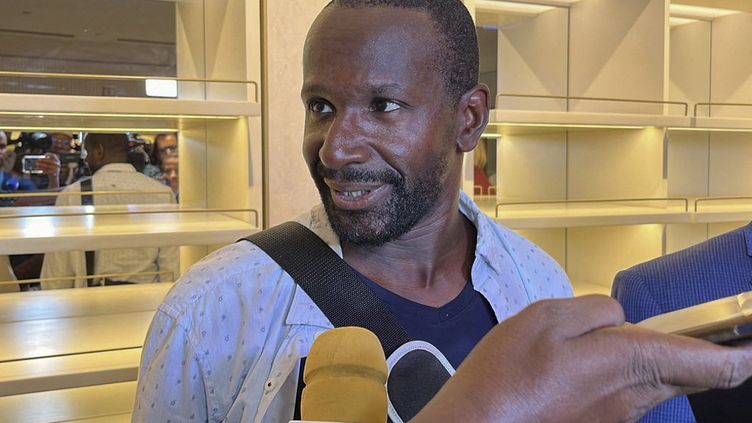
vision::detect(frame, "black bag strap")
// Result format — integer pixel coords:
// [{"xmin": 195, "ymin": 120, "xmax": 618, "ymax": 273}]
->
[
  {"xmin": 80, "ymin": 178, "xmax": 96, "ymax": 280},
  {"xmin": 240, "ymin": 221, "xmax": 411, "ymax": 356}
]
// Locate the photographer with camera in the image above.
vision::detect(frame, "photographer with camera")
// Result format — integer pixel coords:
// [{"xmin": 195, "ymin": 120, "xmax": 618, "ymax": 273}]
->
[
  {"xmin": 0, "ymin": 131, "xmax": 42, "ymax": 196},
  {"xmin": 11, "ymin": 132, "xmax": 67, "ymax": 192}
]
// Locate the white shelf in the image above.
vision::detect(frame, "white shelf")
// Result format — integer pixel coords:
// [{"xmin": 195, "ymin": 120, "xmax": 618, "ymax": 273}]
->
[
  {"xmin": 0, "ymin": 283, "xmax": 171, "ymax": 323},
  {"xmin": 0, "ymin": 310, "xmax": 155, "ymax": 362},
  {"xmin": 0, "ymin": 92, "xmax": 260, "ymax": 131},
  {"xmin": 693, "ymin": 197, "xmax": 752, "ymax": 223},
  {"xmin": 0, "ymin": 284, "xmax": 170, "ymax": 396},
  {"xmin": 0, "ymin": 204, "xmax": 259, "ymax": 254},
  {"xmin": 479, "ymin": 196, "xmax": 752, "ymax": 229},
  {"xmin": 0, "ymin": 348, "xmax": 141, "ymax": 397},
  {"xmin": 0, "ymin": 381, "xmax": 136, "ymax": 423},
  {"xmin": 489, "ymin": 109, "xmax": 692, "ymax": 132},
  {"xmin": 478, "ymin": 197, "xmax": 691, "ymax": 229},
  {"xmin": 689, "ymin": 116, "xmax": 752, "ymax": 131}
]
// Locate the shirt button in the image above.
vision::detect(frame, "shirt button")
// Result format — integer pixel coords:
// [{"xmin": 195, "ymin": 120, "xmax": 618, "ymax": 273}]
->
[{"xmin": 264, "ymin": 379, "xmax": 274, "ymax": 392}]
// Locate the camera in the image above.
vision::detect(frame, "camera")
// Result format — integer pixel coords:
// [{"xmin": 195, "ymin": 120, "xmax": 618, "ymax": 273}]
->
[{"xmin": 22, "ymin": 155, "xmax": 47, "ymax": 174}]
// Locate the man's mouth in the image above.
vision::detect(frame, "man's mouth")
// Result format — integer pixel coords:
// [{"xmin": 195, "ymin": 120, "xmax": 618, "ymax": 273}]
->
[
  {"xmin": 339, "ymin": 189, "xmax": 370, "ymax": 198},
  {"xmin": 326, "ymin": 180, "xmax": 391, "ymax": 210}
]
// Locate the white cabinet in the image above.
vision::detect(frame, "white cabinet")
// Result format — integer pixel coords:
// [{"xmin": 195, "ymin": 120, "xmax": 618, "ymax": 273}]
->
[
  {"xmin": 0, "ymin": 0, "xmax": 263, "ymax": 280},
  {"xmin": 473, "ymin": 0, "xmax": 752, "ymax": 295}
]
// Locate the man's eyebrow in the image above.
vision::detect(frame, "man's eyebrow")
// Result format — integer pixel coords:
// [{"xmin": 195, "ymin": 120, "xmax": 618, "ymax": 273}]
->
[
  {"xmin": 301, "ymin": 82, "xmax": 407, "ymax": 99},
  {"xmin": 370, "ymin": 83, "xmax": 406, "ymax": 95}
]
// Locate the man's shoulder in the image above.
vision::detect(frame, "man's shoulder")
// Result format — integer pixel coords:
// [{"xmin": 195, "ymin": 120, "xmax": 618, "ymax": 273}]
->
[
  {"xmin": 97, "ymin": 168, "xmax": 172, "ymax": 191},
  {"xmin": 614, "ymin": 224, "xmax": 752, "ymax": 314},
  {"xmin": 620, "ymin": 224, "xmax": 750, "ymax": 282},
  {"xmin": 160, "ymin": 240, "xmax": 294, "ymax": 320}
]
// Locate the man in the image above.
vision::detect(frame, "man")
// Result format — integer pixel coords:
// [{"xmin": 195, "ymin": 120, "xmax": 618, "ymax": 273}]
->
[
  {"xmin": 134, "ymin": 2, "xmax": 752, "ymax": 422},
  {"xmin": 0, "ymin": 131, "xmax": 54, "ymax": 194},
  {"xmin": 613, "ymin": 223, "xmax": 752, "ymax": 422},
  {"xmin": 41, "ymin": 133, "xmax": 178, "ymax": 289}
]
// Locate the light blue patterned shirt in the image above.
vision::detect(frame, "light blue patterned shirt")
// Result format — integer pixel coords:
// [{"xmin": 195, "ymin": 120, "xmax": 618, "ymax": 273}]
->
[{"xmin": 133, "ymin": 193, "xmax": 573, "ymax": 423}]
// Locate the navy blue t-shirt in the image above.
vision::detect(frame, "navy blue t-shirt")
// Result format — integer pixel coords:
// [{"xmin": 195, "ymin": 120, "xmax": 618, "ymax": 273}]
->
[
  {"xmin": 292, "ymin": 272, "xmax": 498, "ymax": 418},
  {"xmin": 358, "ymin": 272, "xmax": 498, "ymax": 369}
]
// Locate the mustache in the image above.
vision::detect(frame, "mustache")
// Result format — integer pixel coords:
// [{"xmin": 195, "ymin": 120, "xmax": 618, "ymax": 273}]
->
[{"xmin": 316, "ymin": 162, "xmax": 402, "ymax": 186}]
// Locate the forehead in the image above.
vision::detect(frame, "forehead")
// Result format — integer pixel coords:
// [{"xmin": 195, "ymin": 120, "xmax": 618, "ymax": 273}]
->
[
  {"xmin": 158, "ymin": 135, "xmax": 177, "ymax": 144},
  {"xmin": 302, "ymin": 6, "xmax": 443, "ymax": 96}
]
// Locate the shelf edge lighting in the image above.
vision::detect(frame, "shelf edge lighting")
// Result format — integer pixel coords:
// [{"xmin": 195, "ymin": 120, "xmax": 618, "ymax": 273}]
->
[
  {"xmin": 475, "ymin": 0, "xmax": 555, "ymax": 15},
  {"xmin": 668, "ymin": 127, "xmax": 752, "ymax": 133},
  {"xmin": 0, "ymin": 111, "xmax": 239, "ymax": 120},
  {"xmin": 487, "ymin": 122, "xmax": 645, "ymax": 130},
  {"xmin": 670, "ymin": 16, "xmax": 700, "ymax": 26},
  {"xmin": 145, "ymin": 79, "xmax": 179, "ymax": 98},
  {"xmin": 669, "ymin": 4, "xmax": 740, "ymax": 20},
  {"xmin": 1, "ymin": 126, "xmax": 179, "ymax": 133}
]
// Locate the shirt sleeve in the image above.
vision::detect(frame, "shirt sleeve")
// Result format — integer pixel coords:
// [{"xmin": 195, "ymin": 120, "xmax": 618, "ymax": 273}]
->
[{"xmin": 133, "ymin": 307, "xmax": 210, "ymax": 422}]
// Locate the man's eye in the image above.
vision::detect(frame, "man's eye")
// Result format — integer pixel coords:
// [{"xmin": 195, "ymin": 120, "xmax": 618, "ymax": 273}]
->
[
  {"xmin": 370, "ymin": 99, "xmax": 401, "ymax": 113},
  {"xmin": 309, "ymin": 100, "xmax": 333, "ymax": 114}
]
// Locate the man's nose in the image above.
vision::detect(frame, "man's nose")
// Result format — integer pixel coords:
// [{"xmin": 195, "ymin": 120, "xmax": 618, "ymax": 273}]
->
[{"xmin": 319, "ymin": 111, "xmax": 369, "ymax": 170}]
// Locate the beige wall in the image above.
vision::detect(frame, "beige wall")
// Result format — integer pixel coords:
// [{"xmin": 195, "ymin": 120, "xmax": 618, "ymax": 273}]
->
[{"xmin": 265, "ymin": 0, "xmax": 328, "ymax": 225}]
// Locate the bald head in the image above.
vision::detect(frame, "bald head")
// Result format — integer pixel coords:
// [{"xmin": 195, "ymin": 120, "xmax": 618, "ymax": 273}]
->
[
  {"xmin": 84, "ymin": 133, "xmax": 129, "ymax": 173},
  {"xmin": 325, "ymin": 0, "xmax": 479, "ymax": 105}
]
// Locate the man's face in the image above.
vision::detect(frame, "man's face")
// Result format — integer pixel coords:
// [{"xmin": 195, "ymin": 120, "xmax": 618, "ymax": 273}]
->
[
  {"xmin": 49, "ymin": 133, "xmax": 73, "ymax": 155},
  {"xmin": 301, "ymin": 6, "xmax": 461, "ymax": 246},
  {"xmin": 156, "ymin": 134, "xmax": 178, "ymax": 163}
]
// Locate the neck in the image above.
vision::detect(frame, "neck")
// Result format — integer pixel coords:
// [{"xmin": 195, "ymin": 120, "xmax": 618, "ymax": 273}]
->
[{"xmin": 343, "ymin": 193, "xmax": 477, "ymax": 308}]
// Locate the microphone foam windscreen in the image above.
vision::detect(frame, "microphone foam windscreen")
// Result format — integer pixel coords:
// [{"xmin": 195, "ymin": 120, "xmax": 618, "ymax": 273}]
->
[{"xmin": 302, "ymin": 327, "xmax": 388, "ymax": 423}]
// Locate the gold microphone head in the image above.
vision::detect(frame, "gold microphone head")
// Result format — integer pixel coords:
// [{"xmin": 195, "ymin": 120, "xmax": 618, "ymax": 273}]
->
[{"xmin": 302, "ymin": 327, "xmax": 388, "ymax": 423}]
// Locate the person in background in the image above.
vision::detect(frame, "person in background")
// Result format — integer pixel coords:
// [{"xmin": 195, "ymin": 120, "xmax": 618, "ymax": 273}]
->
[
  {"xmin": 41, "ymin": 133, "xmax": 179, "ymax": 289},
  {"xmin": 160, "ymin": 154, "xmax": 179, "ymax": 195},
  {"xmin": 2, "ymin": 131, "xmax": 62, "ymax": 193},
  {"xmin": 145, "ymin": 133, "xmax": 179, "ymax": 194},
  {"xmin": 473, "ymin": 138, "xmax": 492, "ymax": 196},
  {"xmin": 0, "ymin": 131, "xmax": 37, "ymax": 194},
  {"xmin": 613, "ymin": 223, "xmax": 752, "ymax": 422}
]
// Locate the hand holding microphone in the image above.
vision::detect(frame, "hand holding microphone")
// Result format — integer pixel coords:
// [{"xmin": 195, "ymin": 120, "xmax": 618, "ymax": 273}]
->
[{"xmin": 413, "ymin": 296, "xmax": 752, "ymax": 423}]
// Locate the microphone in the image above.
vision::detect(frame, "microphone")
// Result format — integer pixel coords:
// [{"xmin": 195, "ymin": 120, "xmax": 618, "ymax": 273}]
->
[
  {"xmin": 1, "ymin": 178, "xmax": 19, "ymax": 192},
  {"xmin": 301, "ymin": 327, "xmax": 388, "ymax": 423}
]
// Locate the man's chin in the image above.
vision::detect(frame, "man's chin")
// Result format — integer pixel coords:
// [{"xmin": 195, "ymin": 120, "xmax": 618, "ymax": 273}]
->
[{"xmin": 326, "ymin": 207, "xmax": 391, "ymax": 247}]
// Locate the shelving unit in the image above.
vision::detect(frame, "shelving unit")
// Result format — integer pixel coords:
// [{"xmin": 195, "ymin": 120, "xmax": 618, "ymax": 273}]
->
[
  {"xmin": 0, "ymin": 203, "xmax": 258, "ymax": 254},
  {"xmin": 487, "ymin": 198, "xmax": 691, "ymax": 229},
  {"xmin": 0, "ymin": 0, "xmax": 264, "ymax": 418},
  {"xmin": 472, "ymin": 0, "xmax": 752, "ymax": 296}
]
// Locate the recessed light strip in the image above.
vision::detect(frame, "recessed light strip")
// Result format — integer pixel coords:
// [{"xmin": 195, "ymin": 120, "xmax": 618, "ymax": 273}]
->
[
  {"xmin": 0, "ymin": 111, "xmax": 239, "ymax": 120},
  {"xmin": 670, "ymin": 4, "xmax": 740, "ymax": 20},
  {"xmin": 487, "ymin": 122, "xmax": 645, "ymax": 130},
  {"xmin": 669, "ymin": 127, "xmax": 752, "ymax": 133},
  {"xmin": 1, "ymin": 126, "xmax": 179, "ymax": 133},
  {"xmin": 475, "ymin": 0, "xmax": 555, "ymax": 15},
  {"xmin": 670, "ymin": 16, "xmax": 700, "ymax": 26}
]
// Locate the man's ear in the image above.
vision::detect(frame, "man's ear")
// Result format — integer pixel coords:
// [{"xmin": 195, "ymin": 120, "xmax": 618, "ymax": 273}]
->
[{"xmin": 456, "ymin": 84, "xmax": 490, "ymax": 153}]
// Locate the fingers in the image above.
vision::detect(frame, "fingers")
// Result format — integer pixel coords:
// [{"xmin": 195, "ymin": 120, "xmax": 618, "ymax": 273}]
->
[
  {"xmin": 645, "ymin": 331, "xmax": 752, "ymax": 390},
  {"xmin": 594, "ymin": 325, "xmax": 752, "ymax": 395},
  {"xmin": 36, "ymin": 154, "xmax": 61, "ymax": 176},
  {"xmin": 525, "ymin": 295, "xmax": 626, "ymax": 340}
]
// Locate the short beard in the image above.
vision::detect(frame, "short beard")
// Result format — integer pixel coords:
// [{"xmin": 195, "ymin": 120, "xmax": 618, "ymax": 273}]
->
[{"xmin": 313, "ymin": 157, "xmax": 450, "ymax": 247}]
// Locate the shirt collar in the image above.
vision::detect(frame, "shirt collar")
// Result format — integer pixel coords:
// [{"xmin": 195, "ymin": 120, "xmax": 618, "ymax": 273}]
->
[
  {"xmin": 284, "ymin": 192, "xmax": 497, "ymax": 327},
  {"xmin": 94, "ymin": 163, "xmax": 137, "ymax": 174}
]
